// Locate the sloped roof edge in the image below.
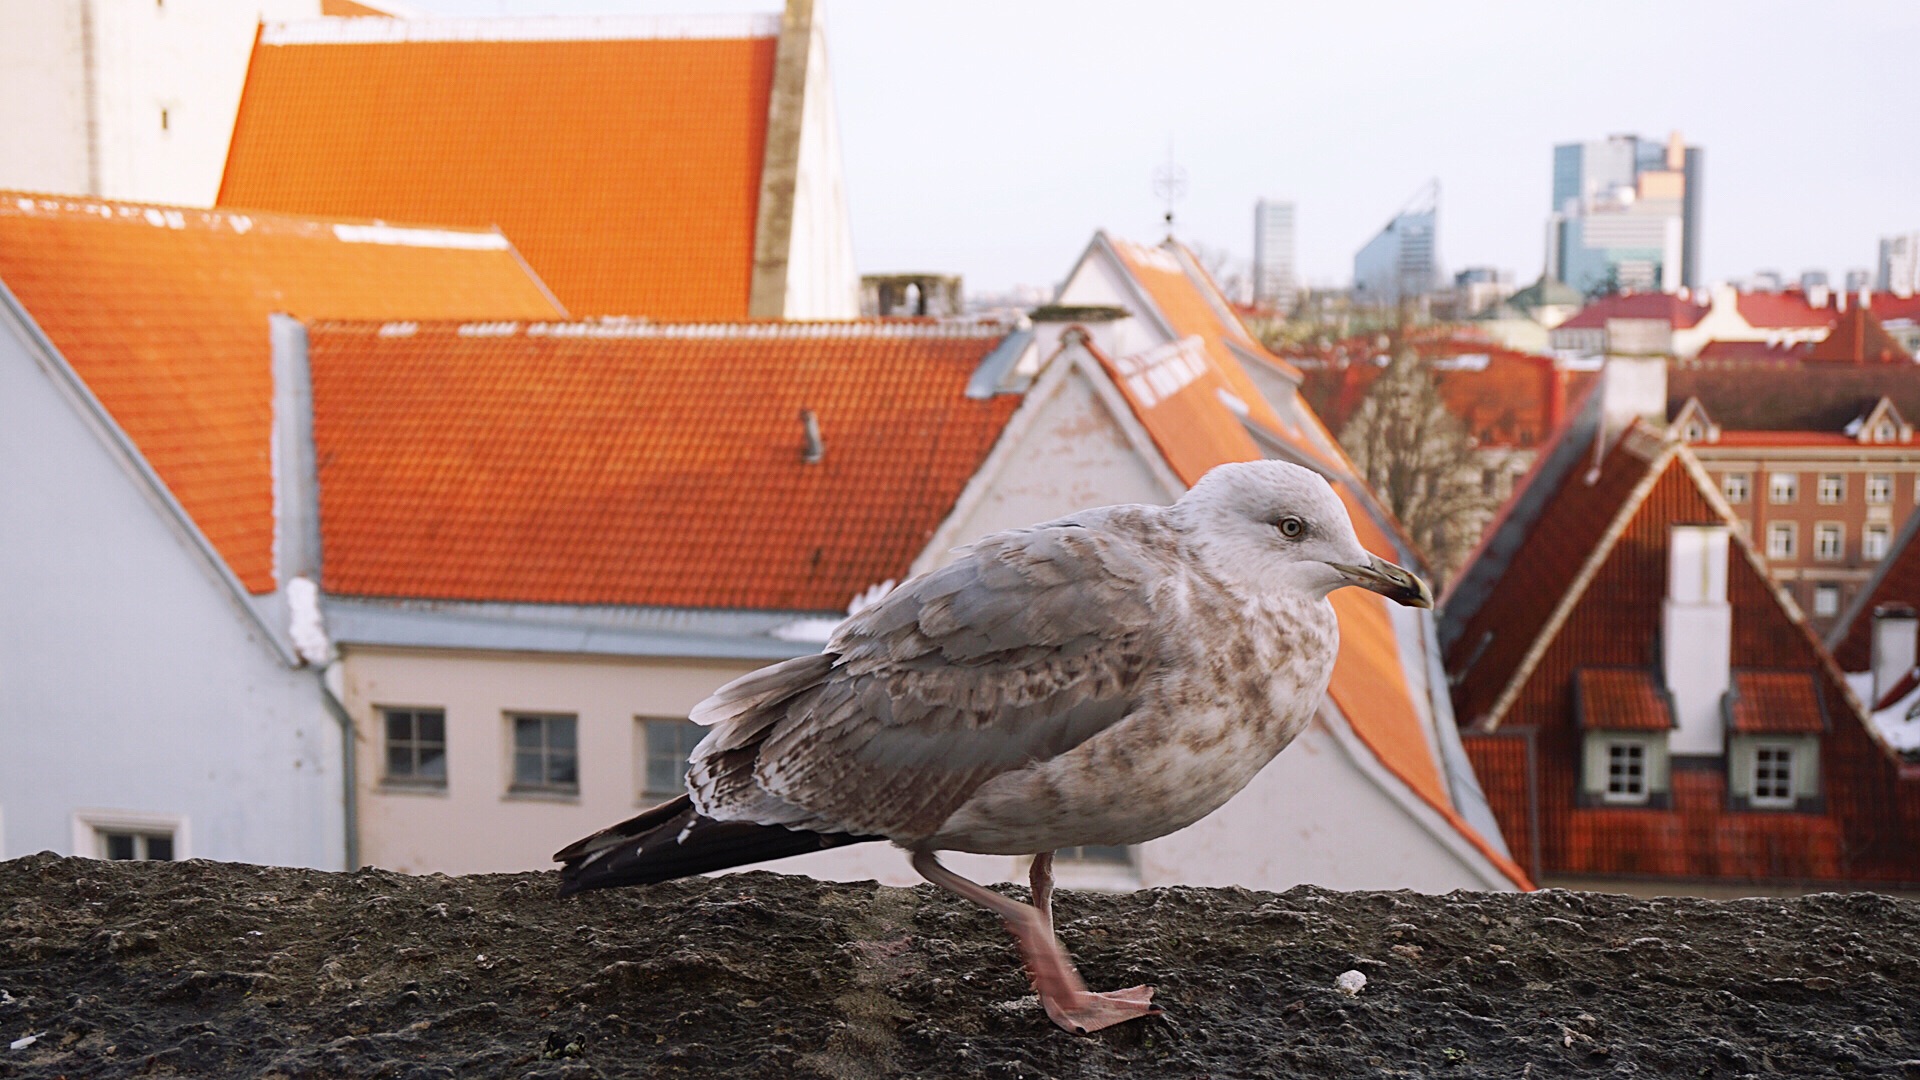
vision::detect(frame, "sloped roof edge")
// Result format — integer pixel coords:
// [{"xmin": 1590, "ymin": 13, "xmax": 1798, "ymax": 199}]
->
[{"xmin": 262, "ymin": 13, "xmax": 780, "ymax": 46}]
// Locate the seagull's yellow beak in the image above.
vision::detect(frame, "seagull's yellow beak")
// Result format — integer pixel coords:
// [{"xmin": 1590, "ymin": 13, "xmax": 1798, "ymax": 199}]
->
[{"xmin": 1329, "ymin": 555, "xmax": 1434, "ymax": 609}]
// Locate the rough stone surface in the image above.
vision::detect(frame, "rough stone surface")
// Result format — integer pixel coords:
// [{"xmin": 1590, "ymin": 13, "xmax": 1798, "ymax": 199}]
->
[{"xmin": 2, "ymin": 853, "xmax": 1918, "ymax": 1078}]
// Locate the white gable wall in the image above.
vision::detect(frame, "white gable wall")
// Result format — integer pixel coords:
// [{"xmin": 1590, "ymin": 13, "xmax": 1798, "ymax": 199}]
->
[
  {"xmin": 781, "ymin": 19, "xmax": 859, "ymax": 319},
  {"xmin": 0, "ymin": 304, "xmax": 343, "ymax": 866}
]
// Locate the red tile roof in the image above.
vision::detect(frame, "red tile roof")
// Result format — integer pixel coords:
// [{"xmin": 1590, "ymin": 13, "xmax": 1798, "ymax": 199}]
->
[
  {"xmin": 1735, "ymin": 289, "xmax": 1835, "ymax": 330},
  {"xmin": 1575, "ymin": 668, "xmax": 1673, "ymax": 731},
  {"xmin": 1293, "ymin": 332, "xmax": 1591, "ymax": 450},
  {"xmin": 0, "ymin": 192, "xmax": 564, "ymax": 593},
  {"xmin": 1690, "ymin": 339, "xmax": 1806, "ymax": 364},
  {"xmin": 306, "ymin": 320, "xmax": 1020, "ymax": 610},
  {"xmin": 1833, "ymin": 519, "xmax": 1920, "ymax": 673},
  {"xmin": 1727, "ymin": 671, "xmax": 1826, "ymax": 735},
  {"xmin": 1451, "ymin": 426, "xmax": 1920, "ymax": 885},
  {"xmin": 1666, "ymin": 365, "xmax": 1920, "ymax": 434},
  {"xmin": 1872, "ymin": 293, "xmax": 1920, "ymax": 323},
  {"xmin": 1805, "ymin": 305, "xmax": 1913, "ymax": 364},
  {"xmin": 1556, "ymin": 292, "xmax": 1708, "ymax": 331},
  {"xmin": 220, "ymin": 17, "xmax": 779, "ymax": 320}
]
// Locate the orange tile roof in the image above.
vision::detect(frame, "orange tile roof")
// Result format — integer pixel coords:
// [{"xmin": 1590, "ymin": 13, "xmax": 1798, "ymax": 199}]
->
[
  {"xmin": 219, "ymin": 17, "xmax": 779, "ymax": 320},
  {"xmin": 1576, "ymin": 668, "xmax": 1673, "ymax": 731},
  {"xmin": 306, "ymin": 320, "xmax": 1021, "ymax": 610},
  {"xmin": 1735, "ymin": 289, "xmax": 1836, "ymax": 330},
  {"xmin": 0, "ymin": 192, "xmax": 564, "ymax": 594},
  {"xmin": 1558, "ymin": 291, "xmax": 1708, "ymax": 330}
]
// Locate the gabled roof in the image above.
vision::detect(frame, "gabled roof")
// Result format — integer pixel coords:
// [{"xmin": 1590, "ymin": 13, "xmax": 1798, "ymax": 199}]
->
[
  {"xmin": 1726, "ymin": 671, "xmax": 1826, "ymax": 735},
  {"xmin": 220, "ymin": 15, "xmax": 782, "ymax": 319},
  {"xmin": 307, "ymin": 320, "xmax": 1021, "ymax": 610},
  {"xmin": 1291, "ymin": 331, "xmax": 1591, "ymax": 450},
  {"xmin": 1556, "ymin": 291, "xmax": 1708, "ymax": 331},
  {"xmin": 1805, "ymin": 304, "xmax": 1912, "ymax": 364},
  {"xmin": 0, "ymin": 192, "xmax": 563, "ymax": 593},
  {"xmin": 1831, "ymin": 507, "xmax": 1920, "ymax": 672},
  {"xmin": 1576, "ymin": 668, "xmax": 1673, "ymax": 731},
  {"xmin": 1735, "ymin": 289, "xmax": 1835, "ymax": 330},
  {"xmin": 1666, "ymin": 366, "xmax": 1920, "ymax": 434}
]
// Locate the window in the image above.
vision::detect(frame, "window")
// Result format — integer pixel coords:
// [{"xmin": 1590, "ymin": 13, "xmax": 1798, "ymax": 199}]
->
[
  {"xmin": 1817, "ymin": 474, "xmax": 1845, "ymax": 504},
  {"xmin": 1875, "ymin": 421, "xmax": 1897, "ymax": 443},
  {"xmin": 1767, "ymin": 523, "xmax": 1796, "ymax": 559},
  {"xmin": 1481, "ymin": 468, "xmax": 1499, "ymax": 497},
  {"xmin": 1683, "ymin": 421, "xmax": 1705, "ymax": 442},
  {"xmin": 640, "ymin": 718, "xmax": 704, "ymax": 798},
  {"xmin": 510, "ymin": 714, "xmax": 578, "ymax": 794},
  {"xmin": 1813, "ymin": 584, "xmax": 1841, "ymax": 617},
  {"xmin": 1603, "ymin": 742, "xmax": 1648, "ymax": 804},
  {"xmin": 100, "ymin": 830, "xmax": 174, "ymax": 861},
  {"xmin": 1867, "ymin": 474, "xmax": 1893, "ymax": 504},
  {"xmin": 1769, "ymin": 473, "xmax": 1798, "ymax": 504},
  {"xmin": 1722, "ymin": 473, "xmax": 1750, "ymax": 504},
  {"xmin": 1751, "ymin": 745, "xmax": 1795, "ymax": 808},
  {"xmin": 382, "ymin": 707, "xmax": 446, "ymax": 785},
  {"xmin": 1866, "ymin": 524, "xmax": 1892, "ymax": 560},
  {"xmin": 1814, "ymin": 523, "xmax": 1844, "ymax": 561}
]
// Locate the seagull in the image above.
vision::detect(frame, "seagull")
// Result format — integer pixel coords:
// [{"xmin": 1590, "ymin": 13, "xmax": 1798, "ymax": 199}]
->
[{"xmin": 555, "ymin": 460, "xmax": 1432, "ymax": 1034}]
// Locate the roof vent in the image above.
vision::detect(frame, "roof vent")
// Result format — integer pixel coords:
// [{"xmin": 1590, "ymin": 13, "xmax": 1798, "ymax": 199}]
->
[{"xmin": 800, "ymin": 409, "xmax": 824, "ymax": 464}]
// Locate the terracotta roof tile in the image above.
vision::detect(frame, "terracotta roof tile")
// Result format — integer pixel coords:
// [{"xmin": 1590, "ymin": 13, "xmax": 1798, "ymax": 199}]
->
[
  {"xmin": 1735, "ymin": 289, "xmax": 1836, "ymax": 330},
  {"xmin": 1805, "ymin": 305, "xmax": 1912, "ymax": 364},
  {"xmin": 1575, "ymin": 668, "xmax": 1673, "ymax": 731},
  {"xmin": 1872, "ymin": 293, "xmax": 1920, "ymax": 323},
  {"xmin": 307, "ymin": 320, "xmax": 1019, "ymax": 609},
  {"xmin": 1557, "ymin": 292, "xmax": 1708, "ymax": 331},
  {"xmin": 0, "ymin": 192, "xmax": 563, "ymax": 593},
  {"xmin": 1452, "ymin": 430, "xmax": 1920, "ymax": 885},
  {"xmin": 220, "ymin": 17, "xmax": 778, "ymax": 319},
  {"xmin": 1727, "ymin": 671, "xmax": 1826, "ymax": 735},
  {"xmin": 1667, "ymin": 365, "xmax": 1920, "ymax": 433}
]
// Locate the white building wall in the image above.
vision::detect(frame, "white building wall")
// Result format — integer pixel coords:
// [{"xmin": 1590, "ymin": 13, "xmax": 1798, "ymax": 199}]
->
[
  {"xmin": 781, "ymin": 19, "xmax": 858, "ymax": 319},
  {"xmin": 0, "ymin": 307, "xmax": 343, "ymax": 867},
  {"xmin": 0, "ymin": 0, "xmax": 320, "ymax": 206},
  {"xmin": 0, "ymin": 2, "xmax": 93, "ymax": 195}
]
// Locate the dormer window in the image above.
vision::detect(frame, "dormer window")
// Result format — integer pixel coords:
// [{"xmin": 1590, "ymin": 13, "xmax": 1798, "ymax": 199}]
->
[
  {"xmin": 1876, "ymin": 421, "xmax": 1898, "ymax": 443},
  {"xmin": 1750, "ymin": 745, "xmax": 1796, "ymax": 809},
  {"xmin": 1684, "ymin": 421, "xmax": 1705, "ymax": 442}
]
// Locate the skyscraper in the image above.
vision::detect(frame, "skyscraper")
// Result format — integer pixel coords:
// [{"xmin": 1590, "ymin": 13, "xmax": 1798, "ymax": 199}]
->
[
  {"xmin": 1353, "ymin": 182, "xmax": 1439, "ymax": 307},
  {"xmin": 1546, "ymin": 131, "xmax": 1702, "ymax": 294},
  {"xmin": 1252, "ymin": 198, "xmax": 1296, "ymax": 312},
  {"xmin": 1880, "ymin": 234, "xmax": 1919, "ymax": 296}
]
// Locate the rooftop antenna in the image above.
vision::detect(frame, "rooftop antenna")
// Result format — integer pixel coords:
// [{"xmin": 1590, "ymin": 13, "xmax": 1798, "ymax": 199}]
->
[{"xmin": 1151, "ymin": 140, "xmax": 1188, "ymax": 241}]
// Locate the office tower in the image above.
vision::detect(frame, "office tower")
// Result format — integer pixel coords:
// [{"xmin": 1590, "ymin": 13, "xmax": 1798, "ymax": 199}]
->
[
  {"xmin": 1880, "ymin": 234, "xmax": 1920, "ymax": 296},
  {"xmin": 1252, "ymin": 198, "xmax": 1297, "ymax": 312},
  {"xmin": 1547, "ymin": 131, "xmax": 1702, "ymax": 294},
  {"xmin": 1353, "ymin": 182, "xmax": 1439, "ymax": 307}
]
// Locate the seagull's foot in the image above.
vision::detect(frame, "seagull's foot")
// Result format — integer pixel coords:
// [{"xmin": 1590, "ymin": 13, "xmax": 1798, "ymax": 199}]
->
[{"xmin": 1041, "ymin": 984, "xmax": 1162, "ymax": 1035}]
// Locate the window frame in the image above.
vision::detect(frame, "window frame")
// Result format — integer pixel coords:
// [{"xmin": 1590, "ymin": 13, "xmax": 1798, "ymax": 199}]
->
[
  {"xmin": 1867, "ymin": 473, "xmax": 1893, "ymax": 505},
  {"xmin": 1722, "ymin": 473, "xmax": 1750, "ymax": 504},
  {"xmin": 1812, "ymin": 583, "xmax": 1841, "ymax": 617},
  {"xmin": 1813, "ymin": 522, "xmax": 1845, "ymax": 562},
  {"xmin": 72, "ymin": 809, "xmax": 189, "ymax": 862},
  {"xmin": 380, "ymin": 705, "xmax": 448, "ymax": 788},
  {"xmin": 1750, "ymin": 743, "xmax": 1797, "ymax": 809},
  {"xmin": 1865, "ymin": 524, "xmax": 1892, "ymax": 560},
  {"xmin": 1768, "ymin": 473, "xmax": 1799, "ymax": 504},
  {"xmin": 1601, "ymin": 740, "xmax": 1650, "ymax": 805},
  {"xmin": 1816, "ymin": 474, "xmax": 1845, "ymax": 504},
  {"xmin": 637, "ymin": 716, "xmax": 706, "ymax": 801},
  {"xmin": 1766, "ymin": 522, "xmax": 1797, "ymax": 560},
  {"xmin": 508, "ymin": 712, "xmax": 580, "ymax": 796}
]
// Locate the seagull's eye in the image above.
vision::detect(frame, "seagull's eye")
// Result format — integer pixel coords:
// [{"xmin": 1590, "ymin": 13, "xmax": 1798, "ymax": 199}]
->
[{"xmin": 1277, "ymin": 516, "xmax": 1305, "ymax": 539}]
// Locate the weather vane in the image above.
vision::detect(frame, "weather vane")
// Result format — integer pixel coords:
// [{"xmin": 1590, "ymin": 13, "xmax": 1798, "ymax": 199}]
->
[{"xmin": 1151, "ymin": 141, "xmax": 1187, "ymax": 240}]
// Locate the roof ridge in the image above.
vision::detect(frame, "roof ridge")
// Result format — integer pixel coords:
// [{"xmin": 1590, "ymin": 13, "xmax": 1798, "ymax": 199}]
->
[
  {"xmin": 1479, "ymin": 430, "xmax": 1679, "ymax": 730},
  {"xmin": 1, "ymin": 191, "xmax": 512, "ymax": 250},
  {"xmin": 262, "ymin": 13, "xmax": 781, "ymax": 46},
  {"xmin": 315, "ymin": 318, "xmax": 1013, "ymax": 341}
]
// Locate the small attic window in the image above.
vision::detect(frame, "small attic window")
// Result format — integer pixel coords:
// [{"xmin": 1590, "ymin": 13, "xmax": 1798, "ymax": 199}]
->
[
  {"xmin": 1875, "ymin": 420, "xmax": 1898, "ymax": 443},
  {"xmin": 1683, "ymin": 421, "xmax": 1704, "ymax": 442}
]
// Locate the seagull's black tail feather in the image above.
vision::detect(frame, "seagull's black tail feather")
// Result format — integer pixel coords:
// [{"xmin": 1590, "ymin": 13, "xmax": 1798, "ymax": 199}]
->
[{"xmin": 554, "ymin": 794, "xmax": 882, "ymax": 897}]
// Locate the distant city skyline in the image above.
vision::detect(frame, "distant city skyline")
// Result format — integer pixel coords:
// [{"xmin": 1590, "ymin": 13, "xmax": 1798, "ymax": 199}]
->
[{"xmin": 402, "ymin": 0, "xmax": 1918, "ymax": 295}]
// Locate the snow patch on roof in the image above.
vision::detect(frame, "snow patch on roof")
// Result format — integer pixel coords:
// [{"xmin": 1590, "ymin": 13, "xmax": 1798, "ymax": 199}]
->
[
  {"xmin": 768, "ymin": 580, "xmax": 897, "ymax": 645},
  {"xmin": 331, "ymin": 223, "xmax": 510, "ymax": 250},
  {"xmin": 262, "ymin": 13, "xmax": 780, "ymax": 47}
]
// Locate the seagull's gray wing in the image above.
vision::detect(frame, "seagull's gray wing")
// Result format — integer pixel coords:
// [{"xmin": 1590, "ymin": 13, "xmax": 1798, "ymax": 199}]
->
[{"xmin": 686, "ymin": 506, "xmax": 1178, "ymax": 840}]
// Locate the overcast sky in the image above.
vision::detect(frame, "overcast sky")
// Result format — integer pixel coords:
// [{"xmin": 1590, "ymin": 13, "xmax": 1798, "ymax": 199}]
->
[{"xmin": 404, "ymin": 0, "xmax": 1919, "ymax": 294}]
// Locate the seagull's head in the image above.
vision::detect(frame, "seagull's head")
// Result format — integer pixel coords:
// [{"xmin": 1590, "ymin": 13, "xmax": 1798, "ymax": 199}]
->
[{"xmin": 1175, "ymin": 461, "xmax": 1433, "ymax": 608}]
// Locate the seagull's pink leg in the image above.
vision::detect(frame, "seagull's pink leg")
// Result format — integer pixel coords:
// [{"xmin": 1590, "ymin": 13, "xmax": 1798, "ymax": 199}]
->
[
  {"xmin": 912, "ymin": 851, "xmax": 1160, "ymax": 1035},
  {"xmin": 1030, "ymin": 852, "xmax": 1055, "ymax": 936}
]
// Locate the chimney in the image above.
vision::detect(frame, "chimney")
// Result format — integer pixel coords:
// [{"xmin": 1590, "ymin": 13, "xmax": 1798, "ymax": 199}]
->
[
  {"xmin": 1598, "ymin": 352, "xmax": 1668, "ymax": 448},
  {"xmin": 1870, "ymin": 603, "xmax": 1918, "ymax": 707},
  {"xmin": 1663, "ymin": 525, "xmax": 1732, "ymax": 755},
  {"xmin": 1808, "ymin": 283, "xmax": 1830, "ymax": 310}
]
